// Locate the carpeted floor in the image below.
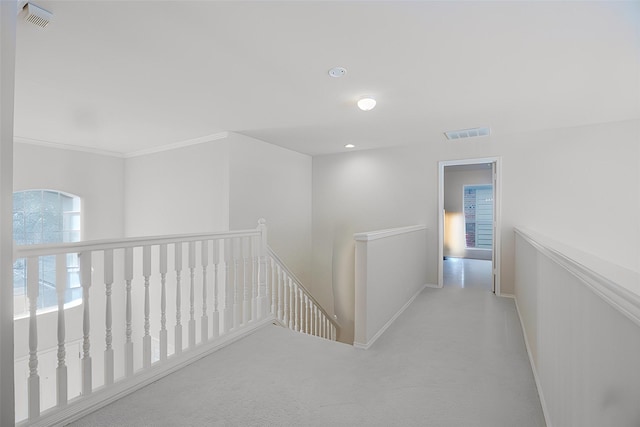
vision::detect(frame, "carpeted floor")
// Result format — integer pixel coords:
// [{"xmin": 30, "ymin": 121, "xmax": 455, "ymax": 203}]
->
[{"xmin": 69, "ymin": 284, "xmax": 545, "ymax": 426}]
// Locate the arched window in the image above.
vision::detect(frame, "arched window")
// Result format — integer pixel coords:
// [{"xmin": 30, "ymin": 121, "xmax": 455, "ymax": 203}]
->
[{"xmin": 13, "ymin": 190, "xmax": 82, "ymax": 317}]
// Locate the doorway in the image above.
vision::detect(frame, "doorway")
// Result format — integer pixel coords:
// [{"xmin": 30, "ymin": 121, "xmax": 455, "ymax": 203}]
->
[{"xmin": 438, "ymin": 158, "xmax": 501, "ymax": 294}]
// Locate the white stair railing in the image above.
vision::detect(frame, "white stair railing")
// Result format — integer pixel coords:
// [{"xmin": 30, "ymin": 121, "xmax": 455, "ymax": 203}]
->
[
  {"xmin": 13, "ymin": 221, "xmax": 275, "ymax": 425},
  {"xmin": 13, "ymin": 219, "xmax": 336, "ymax": 425},
  {"xmin": 267, "ymin": 247, "xmax": 338, "ymax": 341}
]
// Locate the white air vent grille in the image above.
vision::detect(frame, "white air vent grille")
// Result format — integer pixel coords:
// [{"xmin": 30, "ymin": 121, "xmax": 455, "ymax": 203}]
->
[
  {"xmin": 24, "ymin": 3, "xmax": 52, "ymax": 28},
  {"xmin": 445, "ymin": 127, "xmax": 491, "ymax": 140}
]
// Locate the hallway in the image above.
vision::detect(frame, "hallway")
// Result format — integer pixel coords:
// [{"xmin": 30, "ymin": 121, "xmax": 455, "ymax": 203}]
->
[
  {"xmin": 70, "ymin": 286, "xmax": 544, "ymax": 426},
  {"xmin": 443, "ymin": 257, "xmax": 493, "ymax": 290}
]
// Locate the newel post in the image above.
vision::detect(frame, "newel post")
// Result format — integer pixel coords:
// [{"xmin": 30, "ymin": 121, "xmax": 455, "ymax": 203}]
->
[{"xmin": 257, "ymin": 219, "xmax": 268, "ymax": 319}]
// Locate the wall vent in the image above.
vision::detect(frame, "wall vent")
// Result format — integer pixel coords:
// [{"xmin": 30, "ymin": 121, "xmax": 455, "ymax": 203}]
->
[
  {"xmin": 24, "ymin": 3, "xmax": 52, "ymax": 28},
  {"xmin": 444, "ymin": 127, "xmax": 491, "ymax": 140}
]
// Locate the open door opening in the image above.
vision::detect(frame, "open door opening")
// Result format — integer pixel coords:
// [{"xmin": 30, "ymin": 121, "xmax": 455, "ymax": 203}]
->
[{"xmin": 438, "ymin": 158, "xmax": 501, "ymax": 294}]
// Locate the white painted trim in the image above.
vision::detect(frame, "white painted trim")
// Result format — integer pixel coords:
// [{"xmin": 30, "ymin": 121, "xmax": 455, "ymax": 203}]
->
[
  {"xmin": 14, "ymin": 131, "xmax": 230, "ymax": 159},
  {"xmin": 353, "ymin": 225, "xmax": 426, "ymax": 242},
  {"xmin": 353, "ymin": 284, "xmax": 426, "ymax": 350},
  {"xmin": 512, "ymin": 296, "xmax": 553, "ymax": 427},
  {"xmin": 424, "ymin": 283, "xmax": 440, "ymax": 289},
  {"xmin": 20, "ymin": 316, "xmax": 276, "ymax": 427},
  {"xmin": 15, "ymin": 228, "xmax": 260, "ymax": 259},
  {"xmin": 14, "ymin": 136, "xmax": 124, "ymax": 158},
  {"xmin": 123, "ymin": 131, "xmax": 228, "ymax": 158},
  {"xmin": 0, "ymin": 2, "xmax": 17, "ymax": 424},
  {"xmin": 438, "ymin": 157, "xmax": 502, "ymax": 295},
  {"xmin": 515, "ymin": 228, "xmax": 640, "ymax": 327}
]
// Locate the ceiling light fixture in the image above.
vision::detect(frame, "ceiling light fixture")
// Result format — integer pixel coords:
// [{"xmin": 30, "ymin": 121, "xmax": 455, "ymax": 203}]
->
[
  {"xmin": 344, "ymin": 144, "xmax": 355, "ymax": 149},
  {"xmin": 357, "ymin": 97, "xmax": 376, "ymax": 111}
]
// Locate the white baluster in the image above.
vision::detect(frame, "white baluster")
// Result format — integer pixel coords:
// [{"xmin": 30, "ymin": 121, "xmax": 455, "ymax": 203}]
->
[
  {"xmin": 251, "ymin": 236, "xmax": 259, "ymax": 322},
  {"xmin": 257, "ymin": 219, "xmax": 268, "ymax": 319},
  {"xmin": 174, "ymin": 243, "xmax": 183, "ymax": 355},
  {"xmin": 277, "ymin": 264, "xmax": 283, "ymax": 321},
  {"xmin": 307, "ymin": 299, "xmax": 312, "ymax": 335},
  {"xmin": 188, "ymin": 241, "xmax": 196, "ymax": 349},
  {"xmin": 27, "ymin": 257, "xmax": 40, "ymax": 420},
  {"xmin": 143, "ymin": 246, "xmax": 152, "ymax": 368},
  {"xmin": 80, "ymin": 251, "xmax": 92, "ymax": 395},
  {"xmin": 211, "ymin": 240, "xmax": 220, "ymax": 338},
  {"xmin": 201, "ymin": 240, "xmax": 209, "ymax": 343},
  {"xmin": 304, "ymin": 295, "xmax": 309, "ymax": 334},
  {"xmin": 242, "ymin": 236, "xmax": 251, "ymax": 324},
  {"xmin": 271, "ymin": 258, "xmax": 283, "ymax": 320},
  {"xmin": 293, "ymin": 282, "xmax": 299, "ymax": 332},
  {"xmin": 56, "ymin": 254, "xmax": 68, "ymax": 405},
  {"xmin": 288, "ymin": 277, "xmax": 294, "ymax": 329},
  {"xmin": 313, "ymin": 303, "xmax": 317, "ymax": 336},
  {"xmin": 159, "ymin": 244, "xmax": 168, "ymax": 361},
  {"xmin": 233, "ymin": 237, "xmax": 241, "ymax": 329},
  {"xmin": 270, "ymin": 258, "xmax": 276, "ymax": 316},
  {"xmin": 103, "ymin": 250, "xmax": 114, "ymax": 386},
  {"xmin": 124, "ymin": 248, "xmax": 134, "ymax": 376},
  {"xmin": 282, "ymin": 267, "xmax": 288, "ymax": 326},
  {"xmin": 223, "ymin": 238, "xmax": 234, "ymax": 333}
]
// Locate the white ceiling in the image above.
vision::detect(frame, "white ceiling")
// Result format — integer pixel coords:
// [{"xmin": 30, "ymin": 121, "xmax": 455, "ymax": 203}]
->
[{"xmin": 13, "ymin": 1, "xmax": 640, "ymax": 156}]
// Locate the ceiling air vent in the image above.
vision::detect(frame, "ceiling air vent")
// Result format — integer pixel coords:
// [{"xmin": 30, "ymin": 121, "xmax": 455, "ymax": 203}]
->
[
  {"xmin": 444, "ymin": 127, "xmax": 491, "ymax": 140},
  {"xmin": 24, "ymin": 3, "xmax": 52, "ymax": 28}
]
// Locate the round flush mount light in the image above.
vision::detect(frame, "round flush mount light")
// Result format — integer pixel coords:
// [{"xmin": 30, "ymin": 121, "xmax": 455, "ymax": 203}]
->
[
  {"xmin": 328, "ymin": 67, "xmax": 347, "ymax": 78},
  {"xmin": 357, "ymin": 97, "xmax": 376, "ymax": 111},
  {"xmin": 344, "ymin": 144, "xmax": 355, "ymax": 149}
]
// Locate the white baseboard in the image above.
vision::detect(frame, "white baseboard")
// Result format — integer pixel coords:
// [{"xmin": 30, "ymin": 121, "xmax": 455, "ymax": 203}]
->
[
  {"xmin": 353, "ymin": 284, "xmax": 427, "ymax": 350},
  {"xmin": 424, "ymin": 283, "xmax": 440, "ymax": 289},
  {"xmin": 23, "ymin": 316, "xmax": 276, "ymax": 427},
  {"xmin": 512, "ymin": 297, "xmax": 552, "ymax": 427}
]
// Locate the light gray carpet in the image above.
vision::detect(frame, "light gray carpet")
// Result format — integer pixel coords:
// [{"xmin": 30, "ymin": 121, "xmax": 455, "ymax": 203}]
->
[{"xmin": 69, "ymin": 286, "xmax": 545, "ymax": 426}]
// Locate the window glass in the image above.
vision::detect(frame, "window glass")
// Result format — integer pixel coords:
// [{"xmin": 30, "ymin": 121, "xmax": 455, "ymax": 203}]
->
[
  {"xmin": 13, "ymin": 190, "xmax": 82, "ymax": 316},
  {"xmin": 463, "ymin": 185, "xmax": 493, "ymax": 249}
]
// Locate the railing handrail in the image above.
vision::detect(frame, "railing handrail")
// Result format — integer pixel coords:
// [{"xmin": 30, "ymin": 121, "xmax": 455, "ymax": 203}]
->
[
  {"xmin": 267, "ymin": 246, "xmax": 339, "ymax": 329},
  {"xmin": 14, "ymin": 229, "xmax": 261, "ymax": 259},
  {"xmin": 514, "ymin": 227, "xmax": 640, "ymax": 326}
]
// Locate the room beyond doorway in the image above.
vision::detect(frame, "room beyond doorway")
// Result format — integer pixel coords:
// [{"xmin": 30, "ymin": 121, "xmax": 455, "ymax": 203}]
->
[
  {"xmin": 443, "ymin": 258, "xmax": 493, "ymax": 290},
  {"xmin": 438, "ymin": 157, "xmax": 502, "ymax": 294}
]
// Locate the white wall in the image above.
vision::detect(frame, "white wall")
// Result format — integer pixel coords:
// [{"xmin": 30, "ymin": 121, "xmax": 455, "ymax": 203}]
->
[
  {"xmin": 354, "ymin": 226, "xmax": 428, "ymax": 348},
  {"xmin": 312, "ymin": 120, "xmax": 639, "ymax": 343},
  {"xmin": 124, "ymin": 138, "xmax": 230, "ymax": 237},
  {"xmin": 228, "ymin": 132, "xmax": 312, "ymax": 287},
  {"xmin": 515, "ymin": 230, "xmax": 640, "ymax": 426},
  {"xmin": 14, "ymin": 143, "xmax": 125, "ymax": 240},
  {"xmin": 443, "ymin": 166, "xmax": 492, "ymax": 259}
]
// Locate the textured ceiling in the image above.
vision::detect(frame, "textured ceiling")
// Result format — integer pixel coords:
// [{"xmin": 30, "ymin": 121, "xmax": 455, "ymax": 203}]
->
[{"xmin": 13, "ymin": 1, "xmax": 640, "ymax": 156}]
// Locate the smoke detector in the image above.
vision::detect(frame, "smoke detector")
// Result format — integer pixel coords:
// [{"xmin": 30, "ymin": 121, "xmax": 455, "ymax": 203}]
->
[
  {"xmin": 328, "ymin": 67, "xmax": 347, "ymax": 78},
  {"xmin": 23, "ymin": 3, "xmax": 52, "ymax": 28},
  {"xmin": 444, "ymin": 127, "xmax": 491, "ymax": 140}
]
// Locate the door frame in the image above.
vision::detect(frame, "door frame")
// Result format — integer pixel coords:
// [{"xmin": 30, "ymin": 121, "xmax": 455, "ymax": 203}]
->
[{"xmin": 438, "ymin": 157, "xmax": 502, "ymax": 295}]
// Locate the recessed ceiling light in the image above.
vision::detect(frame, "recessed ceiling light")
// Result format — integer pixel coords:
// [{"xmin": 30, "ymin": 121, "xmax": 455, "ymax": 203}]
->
[
  {"xmin": 357, "ymin": 97, "xmax": 376, "ymax": 111},
  {"xmin": 328, "ymin": 67, "xmax": 347, "ymax": 78},
  {"xmin": 444, "ymin": 126, "xmax": 491, "ymax": 140},
  {"xmin": 345, "ymin": 144, "xmax": 355, "ymax": 149}
]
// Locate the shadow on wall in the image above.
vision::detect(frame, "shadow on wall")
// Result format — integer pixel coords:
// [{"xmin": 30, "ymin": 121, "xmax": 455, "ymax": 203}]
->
[{"xmin": 331, "ymin": 223, "xmax": 356, "ymax": 344}]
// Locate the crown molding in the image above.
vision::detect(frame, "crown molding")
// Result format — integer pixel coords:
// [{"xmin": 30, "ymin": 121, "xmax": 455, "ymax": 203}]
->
[
  {"xmin": 14, "ymin": 136, "xmax": 124, "ymax": 158},
  {"xmin": 14, "ymin": 131, "xmax": 231, "ymax": 159},
  {"xmin": 123, "ymin": 131, "xmax": 229, "ymax": 158}
]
